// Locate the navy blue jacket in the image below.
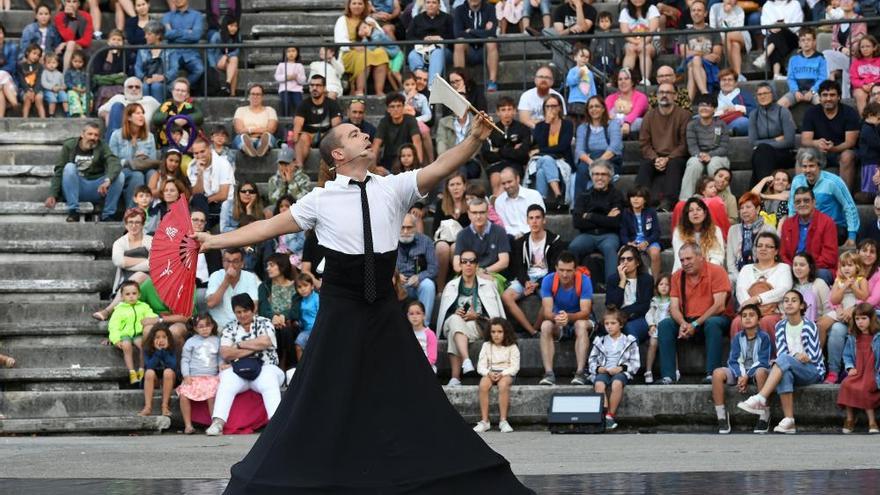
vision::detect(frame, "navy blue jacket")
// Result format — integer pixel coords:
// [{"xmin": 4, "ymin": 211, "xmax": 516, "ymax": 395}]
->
[
  {"xmin": 453, "ymin": 2, "xmax": 497, "ymax": 39},
  {"xmin": 605, "ymin": 272, "xmax": 654, "ymax": 320},
  {"xmin": 533, "ymin": 119, "xmax": 574, "ymax": 164},
  {"xmin": 620, "ymin": 208, "xmax": 661, "ymax": 246}
]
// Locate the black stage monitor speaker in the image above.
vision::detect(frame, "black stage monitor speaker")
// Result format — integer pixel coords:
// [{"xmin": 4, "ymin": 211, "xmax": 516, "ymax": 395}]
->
[{"xmin": 547, "ymin": 392, "xmax": 605, "ymax": 434}]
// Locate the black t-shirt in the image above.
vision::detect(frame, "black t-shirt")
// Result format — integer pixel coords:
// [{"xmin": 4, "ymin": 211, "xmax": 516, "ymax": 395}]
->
[
  {"xmin": 376, "ymin": 115, "xmax": 420, "ymax": 167},
  {"xmin": 73, "ymin": 143, "xmax": 96, "ymax": 173},
  {"xmin": 802, "ymin": 103, "xmax": 861, "ymax": 146},
  {"xmin": 295, "ymin": 97, "xmax": 342, "ymax": 134},
  {"xmin": 552, "ymin": 1, "xmax": 598, "ymax": 34}
]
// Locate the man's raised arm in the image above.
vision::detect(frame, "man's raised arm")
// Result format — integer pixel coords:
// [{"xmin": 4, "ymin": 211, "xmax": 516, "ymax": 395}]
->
[
  {"xmin": 417, "ymin": 111, "xmax": 494, "ymax": 195},
  {"xmin": 194, "ymin": 211, "xmax": 302, "ymax": 252}
]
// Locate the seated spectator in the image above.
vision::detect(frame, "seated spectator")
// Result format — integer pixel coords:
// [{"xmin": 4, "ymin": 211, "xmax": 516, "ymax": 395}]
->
[
  {"xmin": 857, "ymin": 196, "xmax": 880, "ymax": 244},
  {"xmin": 291, "ymin": 75, "xmax": 342, "ymax": 166},
  {"xmin": 494, "ymin": 167, "xmax": 544, "ymax": 239},
  {"xmin": 147, "ymin": 148, "xmax": 187, "ymax": 197},
  {"xmin": 780, "ymin": 186, "xmax": 839, "ymax": 285},
  {"xmin": 446, "ymin": 67, "xmax": 487, "ymax": 114},
  {"xmin": 671, "ymin": 175, "xmax": 731, "ymax": 238},
  {"xmin": 709, "ymin": 0, "xmax": 750, "ymax": 81},
  {"xmin": 618, "ymin": 0, "xmax": 660, "ymax": 86},
  {"xmin": 433, "ymin": 172, "xmax": 469, "ymax": 290},
  {"xmin": 749, "ymin": 83, "xmax": 797, "ymax": 184},
  {"xmin": 105, "ymin": 280, "xmax": 154, "ymax": 386},
  {"xmin": 161, "ymin": 0, "xmax": 205, "ymax": 88},
  {"xmin": 208, "ymin": 16, "xmax": 241, "ymax": 97},
  {"xmin": 355, "ymin": 17, "xmax": 403, "ymax": 90},
  {"xmin": 680, "ymin": 95, "xmax": 730, "ymax": 201},
  {"xmin": 521, "ymin": 0, "xmax": 550, "ymax": 32},
  {"xmin": 620, "ymin": 186, "xmax": 661, "ymax": 279},
  {"xmin": 123, "ymin": 0, "xmax": 151, "ymax": 49},
  {"xmin": 837, "ymin": 302, "xmax": 880, "ymax": 433},
  {"xmin": 406, "ymin": 0, "xmax": 453, "ymax": 88},
  {"xmin": 518, "ymin": 65, "xmax": 565, "ymax": 128},
  {"xmin": 91, "ymin": 208, "xmax": 153, "ymax": 323},
  {"xmin": 54, "ymin": 0, "xmax": 93, "ymax": 70},
  {"xmin": 658, "ymin": 242, "xmax": 732, "ymax": 384},
  {"xmin": 64, "ymin": 49, "xmax": 89, "ymax": 118},
  {"xmin": 850, "ymin": 35, "xmax": 880, "ymax": 114},
  {"xmin": 502, "ymin": 204, "xmax": 563, "ymax": 335},
  {"xmin": 731, "ymin": 232, "xmax": 793, "ymax": 337},
  {"xmin": 569, "ymin": 160, "xmax": 624, "ymax": 284},
  {"xmin": 436, "ymin": 112, "xmax": 479, "ymax": 179},
  {"xmin": 308, "ymin": 46, "xmax": 344, "ymax": 99},
  {"xmin": 672, "ymin": 197, "xmax": 725, "ymax": 271},
  {"xmin": 824, "ymin": 0, "xmax": 865, "ymax": 101},
  {"xmin": 402, "ymin": 73, "xmax": 435, "ymax": 163},
  {"xmin": 726, "ymin": 192, "xmax": 777, "ymax": 284},
  {"xmin": 679, "ymin": 0, "xmax": 722, "ymax": 100},
  {"xmin": 473, "ymin": 317, "xmax": 520, "ymax": 433},
  {"xmin": 98, "ymin": 76, "xmax": 160, "ymax": 142},
  {"xmin": 778, "ymin": 28, "xmax": 826, "ymax": 109},
  {"xmin": 41, "ymin": 53, "xmax": 67, "ymax": 118},
  {"xmin": 261, "ymin": 195, "xmax": 306, "ymax": 267},
  {"xmin": 636, "ymin": 83, "xmax": 691, "ymax": 210},
  {"xmin": 205, "ymin": 0, "xmax": 240, "ymax": 38},
  {"xmin": 267, "ymin": 145, "xmax": 311, "ymax": 204},
  {"xmin": 406, "ymin": 300, "xmax": 438, "ymax": 372},
  {"xmin": 437, "ymin": 248, "xmax": 505, "ymax": 386},
  {"xmin": 565, "ymin": 44, "xmax": 596, "ymax": 121},
  {"xmin": 452, "ymin": 197, "xmax": 511, "ymax": 284},
  {"xmin": 713, "ymin": 168, "xmax": 738, "ymax": 226},
  {"xmin": 710, "ymin": 303, "xmax": 772, "ymax": 434},
  {"xmin": 543, "ymin": 0, "xmax": 596, "ymax": 76},
  {"xmin": 858, "ymin": 103, "xmax": 880, "ymax": 202},
  {"xmin": 588, "ymin": 306, "xmax": 639, "ymax": 430},
  {"xmin": 801, "ymin": 80, "xmax": 860, "ymax": 193},
  {"xmin": 737, "ymin": 290, "xmax": 824, "ymax": 434},
  {"xmin": 590, "ymin": 12, "xmax": 622, "ymax": 77},
  {"xmin": 139, "ymin": 324, "xmax": 178, "ymax": 417},
  {"xmin": 818, "ymin": 249, "xmax": 870, "ymax": 385},
  {"xmin": 790, "ymin": 252, "xmax": 830, "ymax": 330},
  {"xmin": 483, "ymin": 96, "xmax": 531, "ymax": 195},
  {"xmin": 605, "ymin": 68, "xmax": 648, "ymax": 139},
  {"xmin": 21, "ymin": 3, "xmax": 61, "ymax": 58},
  {"xmin": 753, "ymin": 0, "xmax": 803, "ymax": 80},
  {"xmin": 191, "ymin": 209, "xmax": 221, "ymax": 311},
  {"xmin": 605, "ymin": 245, "xmax": 654, "ymax": 342},
  {"xmin": 206, "ymin": 248, "xmax": 261, "ymax": 329},
  {"xmin": 371, "ymin": 0, "xmax": 402, "ymax": 40},
  {"xmin": 0, "ymin": 22, "xmax": 19, "ymax": 118},
  {"xmin": 343, "ymin": 97, "xmax": 377, "ymax": 140},
  {"xmin": 110, "ymin": 103, "xmax": 159, "ymax": 209},
  {"xmin": 372, "ymin": 92, "xmax": 422, "ymax": 174},
  {"xmin": 206, "ymin": 293, "xmax": 284, "ymax": 436},
  {"xmin": 789, "ymin": 146, "xmax": 860, "ymax": 248},
  {"xmin": 147, "ymin": 178, "xmax": 191, "ymax": 234},
  {"xmin": 210, "ymin": 125, "xmax": 236, "ymax": 170},
  {"xmin": 18, "ymin": 43, "xmax": 46, "ymax": 119},
  {"xmin": 188, "ymin": 137, "xmax": 235, "ymax": 229},
  {"xmin": 335, "ymin": 0, "xmax": 390, "ymax": 95},
  {"xmin": 538, "ymin": 251, "xmax": 595, "ymax": 386},
  {"xmin": 222, "ymin": 182, "xmax": 269, "ymax": 233},
  {"xmin": 233, "ymin": 83, "xmax": 278, "ymax": 158},
  {"xmin": 257, "ymin": 253, "xmax": 299, "ymax": 371},
  {"xmin": 452, "ymin": 0, "xmax": 499, "ymax": 91},
  {"xmin": 45, "ymin": 123, "xmax": 124, "ymax": 222},
  {"xmin": 648, "ymin": 66, "xmax": 691, "ymax": 111},
  {"xmin": 575, "ymin": 95, "xmax": 622, "ymax": 195},
  {"xmin": 92, "ymin": 29, "xmax": 127, "ymax": 108},
  {"xmin": 715, "ymin": 69, "xmax": 756, "ymax": 137},
  {"xmin": 397, "ymin": 214, "xmax": 438, "ymax": 325},
  {"xmin": 529, "ymin": 94, "xmax": 573, "ymax": 209}
]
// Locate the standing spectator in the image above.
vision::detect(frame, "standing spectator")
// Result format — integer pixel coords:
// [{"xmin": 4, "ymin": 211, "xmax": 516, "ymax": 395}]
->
[
  {"xmin": 436, "ymin": 248, "xmax": 505, "ymax": 387},
  {"xmin": 518, "ymin": 66, "xmax": 565, "ymax": 128},
  {"xmin": 124, "ymin": 0, "xmax": 151, "ymax": 48},
  {"xmin": 372, "ymin": 93, "xmax": 422, "ymax": 173},
  {"xmin": 452, "ymin": 0, "xmax": 500, "ymax": 91},
  {"xmin": 502, "ymin": 204, "xmax": 563, "ymax": 336},
  {"xmin": 256, "ymin": 254, "xmax": 299, "ymax": 371},
  {"xmin": 731, "ymin": 232, "xmax": 793, "ymax": 337},
  {"xmin": 658, "ymin": 242, "xmax": 733, "ymax": 384},
  {"xmin": 538, "ymin": 252, "xmax": 595, "ymax": 386},
  {"xmin": 574, "ymin": 96, "xmax": 622, "ymax": 196},
  {"xmin": 308, "ymin": 46, "xmax": 344, "ymax": 100},
  {"xmin": 233, "ymin": 83, "xmax": 279, "ymax": 158},
  {"xmin": 544, "ymin": 0, "xmax": 597, "ymax": 75},
  {"xmin": 406, "ymin": 0, "xmax": 453, "ymax": 88},
  {"xmin": 161, "ymin": 0, "xmax": 205, "ymax": 88},
  {"xmin": 679, "ymin": 0, "xmax": 722, "ymax": 100},
  {"xmin": 753, "ymin": 0, "xmax": 802, "ymax": 81},
  {"xmin": 715, "ymin": 69, "xmax": 756, "ymax": 137},
  {"xmin": 483, "ymin": 96, "xmax": 531, "ymax": 195},
  {"xmin": 109, "ymin": 103, "xmax": 159, "ymax": 208},
  {"xmin": 0, "ymin": 22, "xmax": 19, "ymax": 117},
  {"xmin": 619, "ymin": 0, "xmax": 661, "ymax": 86},
  {"xmin": 850, "ymin": 35, "xmax": 880, "ymax": 114},
  {"xmin": 188, "ymin": 137, "xmax": 235, "ymax": 228},
  {"xmin": 837, "ymin": 302, "xmax": 880, "ymax": 434},
  {"xmin": 749, "ymin": 82, "xmax": 797, "ymax": 184},
  {"xmin": 620, "ymin": 186, "xmax": 662, "ymax": 279},
  {"xmin": 344, "ymin": 98, "xmax": 377, "ymax": 140},
  {"xmin": 588, "ymin": 307, "xmax": 640, "ymax": 430},
  {"xmin": 177, "ymin": 313, "xmax": 221, "ymax": 435},
  {"xmin": 709, "ymin": 0, "xmax": 750, "ymax": 80},
  {"xmin": 605, "ymin": 68, "xmax": 648, "ymax": 139},
  {"xmin": 452, "ymin": 197, "xmax": 511, "ymax": 281},
  {"xmin": 726, "ymin": 192, "xmax": 776, "ymax": 285},
  {"xmin": 45, "ymin": 123, "xmax": 124, "ymax": 223},
  {"xmin": 858, "ymin": 103, "xmax": 880, "ymax": 202},
  {"xmin": 590, "ymin": 12, "xmax": 622, "ymax": 77},
  {"xmin": 54, "ymin": 0, "xmax": 93, "ymax": 70},
  {"xmin": 530, "ymin": 94, "xmax": 573, "ymax": 209},
  {"xmin": 152, "ymin": 78, "xmax": 204, "ymax": 150},
  {"xmin": 20, "ymin": 3, "xmax": 61, "ymax": 57},
  {"xmin": 788, "ymin": 146, "xmax": 860, "ymax": 248},
  {"xmin": 397, "ymin": 214, "xmax": 438, "ymax": 325},
  {"xmin": 680, "ymin": 94, "xmax": 730, "ymax": 201},
  {"xmin": 206, "ymin": 248, "xmax": 261, "ymax": 329},
  {"xmin": 334, "ymin": 0, "xmax": 390, "ymax": 95},
  {"xmin": 208, "ymin": 16, "xmax": 241, "ymax": 97},
  {"xmin": 291, "ymin": 75, "xmax": 343, "ymax": 167},
  {"xmin": 778, "ymin": 28, "xmax": 827, "ymax": 109},
  {"xmin": 605, "ymin": 245, "xmax": 654, "ymax": 342},
  {"xmin": 402, "ymin": 72, "xmax": 435, "ymax": 163},
  {"xmin": 494, "ymin": 167, "xmax": 545, "ymax": 238},
  {"xmin": 800, "ymin": 83, "xmax": 860, "ymax": 195},
  {"xmin": 672, "ymin": 198, "xmax": 725, "ymax": 271},
  {"xmin": 636, "ymin": 83, "xmax": 692, "ymax": 210},
  {"xmin": 205, "ymin": 0, "xmax": 241, "ymax": 38},
  {"xmin": 565, "ymin": 44, "xmax": 596, "ymax": 121},
  {"xmin": 780, "ymin": 186, "xmax": 839, "ymax": 284},
  {"xmin": 407, "ymin": 300, "xmax": 438, "ymax": 373},
  {"xmin": 569, "ymin": 160, "xmax": 625, "ymax": 284}
]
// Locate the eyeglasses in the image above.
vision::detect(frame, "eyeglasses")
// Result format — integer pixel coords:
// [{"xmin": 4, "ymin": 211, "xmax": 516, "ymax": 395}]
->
[
  {"xmin": 469, "ymin": 210, "xmax": 488, "ymax": 215},
  {"xmin": 350, "ymin": 98, "xmax": 365, "ymax": 105},
  {"xmin": 126, "ymin": 220, "xmax": 143, "ymax": 225},
  {"xmin": 619, "ymin": 256, "xmax": 635, "ymax": 262},
  {"xmin": 657, "ymin": 90, "xmax": 676, "ymax": 95},
  {"xmin": 126, "ymin": 85, "xmax": 141, "ymax": 90},
  {"xmin": 544, "ymin": 104, "xmax": 560, "ymax": 109},
  {"xmin": 794, "ymin": 198, "xmax": 813, "ymax": 205},
  {"xmin": 460, "ymin": 258, "xmax": 477, "ymax": 265},
  {"xmin": 239, "ymin": 189, "xmax": 257, "ymax": 194}
]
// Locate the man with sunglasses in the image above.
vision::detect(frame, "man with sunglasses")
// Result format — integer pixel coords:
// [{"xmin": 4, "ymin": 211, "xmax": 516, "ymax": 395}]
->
[{"xmin": 97, "ymin": 76, "xmax": 160, "ymax": 142}]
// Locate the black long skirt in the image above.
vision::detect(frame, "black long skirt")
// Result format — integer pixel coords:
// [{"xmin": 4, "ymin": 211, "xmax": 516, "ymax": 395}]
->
[{"xmin": 224, "ymin": 249, "xmax": 534, "ymax": 494}]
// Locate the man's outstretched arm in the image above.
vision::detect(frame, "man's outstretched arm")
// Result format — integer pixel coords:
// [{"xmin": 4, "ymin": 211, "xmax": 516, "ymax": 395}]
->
[
  {"xmin": 193, "ymin": 211, "xmax": 301, "ymax": 252},
  {"xmin": 416, "ymin": 111, "xmax": 494, "ymax": 195}
]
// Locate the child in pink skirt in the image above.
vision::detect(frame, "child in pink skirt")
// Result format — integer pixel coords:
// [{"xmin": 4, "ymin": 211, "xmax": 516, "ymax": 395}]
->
[{"xmin": 177, "ymin": 314, "xmax": 222, "ymax": 434}]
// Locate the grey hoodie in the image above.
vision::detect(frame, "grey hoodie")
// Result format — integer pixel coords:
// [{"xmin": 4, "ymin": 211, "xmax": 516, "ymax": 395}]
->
[{"xmin": 748, "ymin": 102, "xmax": 796, "ymax": 149}]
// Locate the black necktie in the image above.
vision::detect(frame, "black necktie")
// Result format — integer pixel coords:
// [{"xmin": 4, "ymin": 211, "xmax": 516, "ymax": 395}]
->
[{"xmin": 351, "ymin": 177, "xmax": 376, "ymax": 302}]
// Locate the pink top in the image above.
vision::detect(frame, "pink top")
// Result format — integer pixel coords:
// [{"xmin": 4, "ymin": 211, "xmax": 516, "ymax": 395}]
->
[
  {"xmin": 859, "ymin": 269, "xmax": 880, "ymax": 307},
  {"xmin": 274, "ymin": 62, "xmax": 307, "ymax": 93},
  {"xmin": 605, "ymin": 90, "xmax": 648, "ymax": 125},
  {"xmin": 849, "ymin": 57, "xmax": 880, "ymax": 89},
  {"xmin": 415, "ymin": 327, "xmax": 438, "ymax": 366}
]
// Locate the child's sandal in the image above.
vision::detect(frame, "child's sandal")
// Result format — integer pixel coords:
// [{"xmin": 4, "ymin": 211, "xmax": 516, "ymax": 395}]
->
[
  {"xmin": 161, "ymin": 407, "xmax": 172, "ymax": 417},
  {"xmin": 183, "ymin": 426, "xmax": 196, "ymax": 435},
  {"xmin": 138, "ymin": 407, "xmax": 152, "ymax": 417}
]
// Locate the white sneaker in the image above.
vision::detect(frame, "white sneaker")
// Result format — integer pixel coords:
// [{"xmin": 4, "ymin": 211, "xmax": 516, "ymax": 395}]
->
[
  {"xmin": 499, "ymin": 420, "xmax": 514, "ymax": 433},
  {"xmin": 644, "ymin": 371, "xmax": 654, "ymax": 384},
  {"xmin": 773, "ymin": 74, "xmax": 788, "ymax": 81},
  {"xmin": 752, "ymin": 53, "xmax": 767, "ymax": 70},
  {"xmin": 675, "ymin": 369, "xmax": 681, "ymax": 382},
  {"xmin": 773, "ymin": 417, "xmax": 797, "ymax": 434},
  {"xmin": 738, "ymin": 74, "xmax": 747, "ymax": 82},
  {"xmin": 205, "ymin": 418, "xmax": 225, "ymax": 436},
  {"xmin": 446, "ymin": 377, "xmax": 462, "ymax": 387},
  {"xmin": 737, "ymin": 394, "xmax": 768, "ymax": 416},
  {"xmin": 461, "ymin": 359, "xmax": 476, "ymax": 376},
  {"xmin": 639, "ymin": 78, "xmax": 651, "ymax": 86},
  {"xmin": 473, "ymin": 420, "xmax": 491, "ymax": 432}
]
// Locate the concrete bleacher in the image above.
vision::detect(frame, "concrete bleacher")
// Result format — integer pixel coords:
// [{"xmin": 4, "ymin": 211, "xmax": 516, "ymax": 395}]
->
[{"xmin": 0, "ymin": 1, "xmax": 866, "ymax": 434}]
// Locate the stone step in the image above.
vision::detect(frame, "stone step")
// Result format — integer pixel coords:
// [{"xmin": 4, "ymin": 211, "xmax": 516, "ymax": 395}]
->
[
  {"xmin": 0, "ymin": 300, "xmax": 108, "ymax": 323},
  {"xmin": 250, "ymin": 24, "xmax": 334, "ymax": 38},
  {"xmin": 246, "ymin": 0, "xmax": 346, "ymax": 12},
  {"xmin": 0, "ymin": 321, "xmax": 106, "ymax": 337},
  {"xmin": 0, "ymin": 201, "xmax": 97, "ymax": 223},
  {"xmin": 0, "ymin": 164, "xmax": 54, "ymax": 178},
  {"xmin": 0, "ymin": 416, "xmax": 170, "ymax": 434},
  {"xmin": 0, "ymin": 261, "xmax": 114, "ymax": 296},
  {"xmin": 0, "ymin": 390, "xmax": 167, "ymax": 419},
  {"xmin": 244, "ymin": 13, "xmax": 341, "ymax": 33},
  {"xmin": 0, "ymin": 118, "xmax": 100, "ymax": 146},
  {"xmin": 0, "ymin": 342, "xmax": 122, "ymax": 369},
  {"xmin": 0, "ymin": 145, "xmax": 62, "ymax": 165},
  {"xmin": 0, "ymin": 177, "xmax": 52, "ymax": 202},
  {"xmin": 0, "ymin": 366, "xmax": 127, "ymax": 382},
  {"xmin": 0, "ymin": 222, "xmax": 119, "ymax": 253},
  {"xmin": 0, "ymin": 253, "xmax": 97, "ymax": 262},
  {"xmin": 0, "ymin": 260, "xmax": 115, "ymax": 278}
]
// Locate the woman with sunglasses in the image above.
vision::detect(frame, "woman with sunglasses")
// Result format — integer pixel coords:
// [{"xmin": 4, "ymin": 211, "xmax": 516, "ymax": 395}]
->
[
  {"xmin": 605, "ymin": 245, "xmax": 654, "ymax": 343},
  {"xmin": 222, "ymin": 182, "xmax": 269, "ymax": 233}
]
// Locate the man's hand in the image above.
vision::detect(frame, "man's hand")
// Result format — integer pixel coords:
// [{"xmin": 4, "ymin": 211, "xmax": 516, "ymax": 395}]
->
[
  {"xmin": 524, "ymin": 281, "xmax": 538, "ymax": 296},
  {"xmin": 608, "ymin": 207, "xmax": 621, "ymax": 217},
  {"xmin": 698, "ymin": 152, "xmax": 711, "ymax": 163},
  {"xmin": 469, "ymin": 111, "xmax": 494, "ymax": 141},
  {"xmin": 654, "ymin": 157, "xmax": 668, "ymax": 171},
  {"xmin": 406, "ymin": 274, "xmax": 419, "ymax": 287},
  {"xmin": 192, "ymin": 231, "xmax": 213, "ymax": 252},
  {"xmin": 678, "ymin": 322, "xmax": 694, "ymax": 339},
  {"xmin": 848, "ymin": 368, "xmax": 858, "ymax": 377},
  {"xmin": 97, "ymin": 180, "xmax": 110, "ymax": 196},
  {"xmin": 463, "ymin": 310, "xmax": 479, "ymax": 321},
  {"xmin": 554, "ymin": 311, "xmax": 569, "ymax": 326},
  {"xmin": 44, "ymin": 196, "xmax": 57, "ymax": 209},
  {"xmin": 225, "ymin": 265, "xmax": 239, "ymax": 280}
]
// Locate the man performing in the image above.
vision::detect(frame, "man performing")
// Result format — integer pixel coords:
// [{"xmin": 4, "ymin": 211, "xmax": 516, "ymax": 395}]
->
[{"xmin": 196, "ymin": 112, "xmax": 534, "ymax": 494}]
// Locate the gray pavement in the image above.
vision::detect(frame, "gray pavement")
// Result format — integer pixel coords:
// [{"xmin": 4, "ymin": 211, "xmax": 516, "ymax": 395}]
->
[{"xmin": 2, "ymin": 433, "xmax": 880, "ymax": 479}]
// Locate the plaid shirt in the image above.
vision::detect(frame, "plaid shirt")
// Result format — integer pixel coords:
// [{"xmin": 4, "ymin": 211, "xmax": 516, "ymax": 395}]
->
[
  {"xmin": 268, "ymin": 169, "xmax": 312, "ymax": 203},
  {"xmin": 648, "ymin": 87, "xmax": 692, "ymax": 112}
]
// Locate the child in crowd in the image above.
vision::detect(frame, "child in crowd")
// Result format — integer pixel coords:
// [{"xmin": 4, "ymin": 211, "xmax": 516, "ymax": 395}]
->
[
  {"xmin": 294, "ymin": 273, "xmax": 320, "ymax": 361},
  {"xmin": 107, "ymin": 280, "xmax": 156, "ymax": 385},
  {"xmin": 791, "ymin": 252, "xmax": 830, "ymax": 323},
  {"xmin": 269, "ymin": 196, "xmax": 306, "ymax": 268},
  {"xmin": 819, "ymin": 251, "xmax": 869, "ymax": 383},
  {"xmin": 738, "ymin": 290, "xmax": 825, "ymax": 434},
  {"xmin": 139, "ymin": 324, "xmax": 178, "ymax": 417},
  {"xmin": 394, "ymin": 143, "xmax": 422, "ymax": 175},
  {"xmin": 148, "ymin": 148, "xmax": 188, "ymax": 198},
  {"xmin": 474, "ymin": 317, "xmax": 520, "ymax": 434},
  {"xmin": 275, "ymin": 46, "xmax": 306, "ymax": 118},
  {"xmin": 210, "ymin": 125, "xmax": 237, "ymax": 171},
  {"xmin": 407, "ymin": 300, "xmax": 438, "ymax": 373},
  {"xmin": 750, "ymin": 169, "xmax": 791, "ymax": 225},
  {"xmin": 208, "ymin": 16, "xmax": 241, "ymax": 96},
  {"xmin": 132, "ymin": 185, "xmax": 154, "ymax": 231},
  {"xmin": 92, "ymin": 29, "xmax": 126, "ymax": 108},
  {"xmin": 136, "ymin": 20, "xmax": 167, "ymax": 101},
  {"xmin": 65, "ymin": 50, "xmax": 90, "ymax": 117},
  {"xmin": 779, "ymin": 28, "xmax": 826, "ymax": 107},
  {"xmin": 711, "ymin": 304, "xmax": 772, "ymax": 434},
  {"xmin": 643, "ymin": 274, "xmax": 671, "ymax": 384},
  {"xmin": 590, "ymin": 12, "xmax": 622, "ymax": 85},
  {"xmin": 402, "ymin": 72, "xmax": 434, "ymax": 162},
  {"xmin": 308, "ymin": 46, "xmax": 344, "ymax": 99},
  {"xmin": 839, "ymin": 302, "xmax": 880, "ymax": 434},
  {"xmin": 713, "ymin": 168, "xmax": 739, "ymax": 227},
  {"xmin": 495, "ymin": 0, "xmax": 524, "ymax": 35},
  {"xmin": 357, "ymin": 20, "xmax": 402, "ymax": 89},
  {"xmin": 620, "ymin": 186, "xmax": 662, "ymax": 280},
  {"xmin": 18, "ymin": 43, "xmax": 45, "ymax": 118},
  {"xmin": 40, "ymin": 52, "xmax": 66, "ymax": 117},
  {"xmin": 177, "ymin": 313, "xmax": 221, "ymax": 434},
  {"xmin": 588, "ymin": 306, "xmax": 640, "ymax": 430},
  {"xmin": 19, "ymin": 3, "xmax": 60, "ymax": 57},
  {"xmin": 268, "ymin": 145, "xmax": 311, "ymax": 203},
  {"xmin": 565, "ymin": 44, "xmax": 596, "ymax": 122},
  {"xmin": 858, "ymin": 102, "xmax": 880, "ymax": 200}
]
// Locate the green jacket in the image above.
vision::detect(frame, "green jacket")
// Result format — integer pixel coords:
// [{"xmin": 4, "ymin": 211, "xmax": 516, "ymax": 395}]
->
[
  {"xmin": 151, "ymin": 98, "xmax": 204, "ymax": 147},
  {"xmin": 257, "ymin": 280, "xmax": 303, "ymax": 328},
  {"xmin": 49, "ymin": 137, "xmax": 122, "ymax": 198},
  {"xmin": 107, "ymin": 301, "xmax": 157, "ymax": 344}
]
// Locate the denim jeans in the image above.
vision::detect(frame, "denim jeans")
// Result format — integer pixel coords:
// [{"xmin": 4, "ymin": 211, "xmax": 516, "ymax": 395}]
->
[
  {"xmin": 533, "ymin": 155, "xmax": 561, "ymax": 198},
  {"xmin": 405, "ymin": 278, "xmax": 437, "ymax": 326},
  {"xmin": 523, "ymin": 0, "xmax": 551, "ymax": 15},
  {"xmin": 774, "ymin": 353, "xmax": 821, "ymax": 394},
  {"xmin": 143, "ymin": 82, "xmax": 166, "ymax": 101},
  {"xmin": 121, "ymin": 167, "xmax": 146, "ymax": 209},
  {"xmin": 624, "ymin": 317, "xmax": 650, "ymax": 343},
  {"xmin": 826, "ymin": 322, "xmax": 848, "ymax": 374},
  {"xmin": 167, "ymin": 49, "xmax": 205, "ymax": 88},
  {"xmin": 61, "ymin": 162, "xmax": 125, "ymax": 219},
  {"xmin": 105, "ymin": 102, "xmax": 126, "ymax": 142},
  {"xmin": 568, "ymin": 232, "xmax": 619, "ymax": 282},
  {"xmin": 233, "ymin": 134, "xmax": 278, "ymax": 151},
  {"xmin": 658, "ymin": 315, "xmax": 730, "ymax": 379},
  {"xmin": 407, "ymin": 47, "xmax": 448, "ymax": 87},
  {"xmin": 728, "ymin": 116, "xmax": 749, "ymax": 136}
]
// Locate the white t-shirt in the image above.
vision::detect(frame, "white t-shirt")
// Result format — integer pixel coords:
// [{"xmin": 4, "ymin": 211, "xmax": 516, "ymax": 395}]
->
[
  {"xmin": 233, "ymin": 105, "xmax": 278, "ymax": 133},
  {"xmin": 187, "ymin": 151, "xmax": 235, "ymax": 201},
  {"xmin": 623, "ymin": 278, "xmax": 638, "ymax": 307},
  {"xmin": 206, "ymin": 269, "xmax": 261, "ymax": 328},
  {"xmin": 517, "ymin": 87, "xmax": 566, "ymax": 124},
  {"xmin": 619, "ymin": 5, "xmax": 660, "ymax": 41},
  {"xmin": 494, "ymin": 187, "xmax": 545, "ymax": 238},
  {"xmin": 784, "ymin": 321, "xmax": 806, "ymax": 356},
  {"xmin": 526, "ymin": 234, "xmax": 549, "ymax": 281}
]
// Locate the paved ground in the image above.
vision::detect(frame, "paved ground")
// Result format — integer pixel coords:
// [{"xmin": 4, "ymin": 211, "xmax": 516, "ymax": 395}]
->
[{"xmin": 2, "ymin": 432, "xmax": 880, "ymax": 479}]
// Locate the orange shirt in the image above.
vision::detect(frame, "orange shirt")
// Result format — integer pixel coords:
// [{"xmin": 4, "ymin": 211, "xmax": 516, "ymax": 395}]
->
[{"xmin": 670, "ymin": 261, "xmax": 732, "ymax": 319}]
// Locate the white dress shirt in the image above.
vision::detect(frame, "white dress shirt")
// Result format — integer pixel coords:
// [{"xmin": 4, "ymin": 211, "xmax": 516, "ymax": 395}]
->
[
  {"xmin": 494, "ymin": 186, "xmax": 545, "ymax": 237},
  {"xmin": 187, "ymin": 150, "xmax": 235, "ymax": 201}
]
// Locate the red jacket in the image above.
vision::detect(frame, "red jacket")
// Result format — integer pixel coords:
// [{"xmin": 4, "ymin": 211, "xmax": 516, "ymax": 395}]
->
[
  {"xmin": 780, "ymin": 211, "xmax": 839, "ymax": 275},
  {"xmin": 54, "ymin": 10, "xmax": 93, "ymax": 49}
]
